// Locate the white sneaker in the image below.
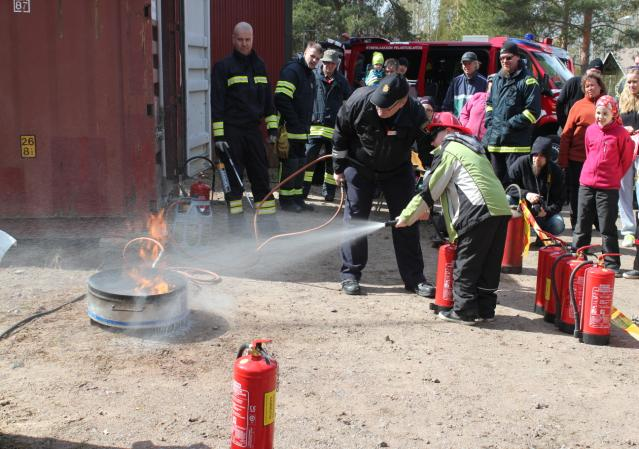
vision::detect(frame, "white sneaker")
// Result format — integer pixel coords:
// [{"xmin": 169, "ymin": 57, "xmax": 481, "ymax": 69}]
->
[{"xmin": 621, "ymin": 234, "xmax": 636, "ymax": 248}]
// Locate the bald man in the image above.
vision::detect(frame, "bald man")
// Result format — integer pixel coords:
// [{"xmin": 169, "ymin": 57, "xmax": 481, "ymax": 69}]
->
[{"xmin": 211, "ymin": 22, "xmax": 279, "ymax": 219}]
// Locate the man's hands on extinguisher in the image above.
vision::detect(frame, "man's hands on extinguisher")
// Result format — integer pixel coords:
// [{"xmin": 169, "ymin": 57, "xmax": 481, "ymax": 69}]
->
[
  {"xmin": 215, "ymin": 140, "xmax": 230, "ymax": 156},
  {"xmin": 395, "ymin": 210, "xmax": 430, "ymax": 228},
  {"xmin": 395, "ymin": 195, "xmax": 430, "ymax": 228},
  {"xmin": 334, "ymin": 172, "xmax": 345, "ymax": 186}
]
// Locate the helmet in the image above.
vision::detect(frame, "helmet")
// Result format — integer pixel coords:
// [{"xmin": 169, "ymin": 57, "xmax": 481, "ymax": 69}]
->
[{"xmin": 426, "ymin": 112, "xmax": 472, "ymax": 135}]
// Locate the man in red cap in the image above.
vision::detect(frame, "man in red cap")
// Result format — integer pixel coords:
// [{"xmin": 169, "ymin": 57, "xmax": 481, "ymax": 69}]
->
[{"xmin": 397, "ymin": 112, "xmax": 512, "ymax": 324}]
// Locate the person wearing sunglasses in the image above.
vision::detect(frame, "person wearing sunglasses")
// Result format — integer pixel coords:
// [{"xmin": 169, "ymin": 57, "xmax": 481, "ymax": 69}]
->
[{"xmin": 483, "ymin": 41, "xmax": 541, "ymax": 185}]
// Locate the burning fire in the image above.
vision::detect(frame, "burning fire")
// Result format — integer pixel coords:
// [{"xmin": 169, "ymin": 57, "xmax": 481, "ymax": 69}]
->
[{"xmin": 126, "ymin": 210, "xmax": 173, "ymax": 295}]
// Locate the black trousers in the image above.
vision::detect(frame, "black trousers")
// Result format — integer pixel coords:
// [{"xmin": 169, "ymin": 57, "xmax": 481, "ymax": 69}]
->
[
  {"xmin": 566, "ymin": 160, "xmax": 584, "ymax": 229},
  {"xmin": 278, "ymin": 140, "xmax": 307, "ymax": 204},
  {"xmin": 453, "ymin": 216, "xmax": 509, "ymax": 319},
  {"xmin": 489, "ymin": 152, "xmax": 526, "ymax": 186},
  {"xmin": 223, "ymin": 127, "xmax": 270, "ymax": 202},
  {"xmin": 340, "ymin": 163, "xmax": 426, "ymax": 288},
  {"xmin": 303, "ymin": 137, "xmax": 335, "ymax": 197},
  {"xmin": 573, "ymin": 186, "xmax": 621, "ymax": 269}
]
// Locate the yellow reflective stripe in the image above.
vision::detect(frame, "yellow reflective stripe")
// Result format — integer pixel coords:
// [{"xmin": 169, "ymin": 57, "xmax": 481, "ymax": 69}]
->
[
  {"xmin": 254, "ymin": 76, "xmax": 268, "ymax": 84},
  {"xmin": 275, "ymin": 87, "xmax": 294, "ymax": 98},
  {"xmin": 279, "ymin": 188, "xmax": 303, "ymax": 196},
  {"xmin": 310, "ymin": 125, "xmax": 334, "ymax": 138},
  {"xmin": 526, "ymin": 77, "xmax": 538, "ymax": 86},
  {"xmin": 487, "ymin": 145, "xmax": 531, "ymax": 153},
  {"xmin": 227, "ymin": 76, "xmax": 249, "ymax": 86},
  {"xmin": 257, "ymin": 199, "xmax": 276, "ymax": 215},
  {"xmin": 304, "ymin": 171, "xmax": 314, "ymax": 182},
  {"xmin": 486, "ymin": 106, "xmax": 493, "ymax": 112},
  {"xmin": 522, "ymin": 109, "xmax": 537, "ymax": 124},
  {"xmin": 324, "ymin": 173, "xmax": 337, "ymax": 185},
  {"xmin": 265, "ymin": 115, "xmax": 278, "ymax": 129},
  {"xmin": 287, "ymin": 133, "xmax": 308, "ymax": 140},
  {"xmin": 212, "ymin": 121, "xmax": 224, "ymax": 137},
  {"xmin": 276, "ymin": 80, "xmax": 296, "ymax": 92}
]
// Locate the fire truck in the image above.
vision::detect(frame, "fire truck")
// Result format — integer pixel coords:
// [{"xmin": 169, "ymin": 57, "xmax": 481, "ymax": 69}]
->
[{"xmin": 329, "ymin": 35, "xmax": 574, "ymax": 138}]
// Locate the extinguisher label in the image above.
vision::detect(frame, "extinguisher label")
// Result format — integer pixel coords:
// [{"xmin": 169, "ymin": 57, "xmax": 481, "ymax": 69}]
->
[
  {"xmin": 589, "ymin": 284, "xmax": 613, "ymax": 329},
  {"xmin": 231, "ymin": 380, "xmax": 249, "ymax": 447},
  {"xmin": 544, "ymin": 278, "xmax": 551, "ymax": 302},
  {"xmin": 263, "ymin": 389, "xmax": 276, "ymax": 426},
  {"xmin": 444, "ymin": 262, "xmax": 454, "ymax": 301}
]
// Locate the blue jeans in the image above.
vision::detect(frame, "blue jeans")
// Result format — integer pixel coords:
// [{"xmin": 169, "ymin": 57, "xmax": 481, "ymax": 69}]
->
[
  {"xmin": 618, "ymin": 157, "xmax": 639, "ymax": 236},
  {"xmin": 535, "ymin": 213, "xmax": 565, "ymax": 237}
]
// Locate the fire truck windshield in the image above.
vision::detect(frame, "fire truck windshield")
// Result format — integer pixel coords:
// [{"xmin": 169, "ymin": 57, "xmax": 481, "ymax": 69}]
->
[{"xmin": 532, "ymin": 51, "xmax": 573, "ymax": 89}]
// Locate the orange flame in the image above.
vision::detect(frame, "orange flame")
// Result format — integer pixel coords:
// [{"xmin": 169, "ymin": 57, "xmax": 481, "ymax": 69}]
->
[{"xmin": 127, "ymin": 209, "xmax": 172, "ymax": 295}]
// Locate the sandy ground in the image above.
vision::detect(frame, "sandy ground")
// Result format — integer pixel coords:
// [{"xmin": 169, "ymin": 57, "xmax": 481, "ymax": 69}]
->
[{"xmin": 1, "ymin": 194, "xmax": 639, "ymax": 449}]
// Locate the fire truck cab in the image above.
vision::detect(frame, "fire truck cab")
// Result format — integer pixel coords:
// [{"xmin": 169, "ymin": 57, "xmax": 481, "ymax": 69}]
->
[{"xmin": 338, "ymin": 36, "xmax": 574, "ymax": 137}]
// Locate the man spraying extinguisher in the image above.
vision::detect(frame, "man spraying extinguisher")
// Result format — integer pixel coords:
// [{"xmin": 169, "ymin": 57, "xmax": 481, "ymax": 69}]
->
[{"xmin": 396, "ymin": 113, "xmax": 512, "ymax": 324}]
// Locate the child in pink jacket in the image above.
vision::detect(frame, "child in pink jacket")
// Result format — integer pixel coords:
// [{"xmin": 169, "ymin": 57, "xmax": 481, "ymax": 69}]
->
[
  {"xmin": 459, "ymin": 75, "xmax": 493, "ymax": 141},
  {"xmin": 573, "ymin": 95, "xmax": 634, "ymax": 275}
]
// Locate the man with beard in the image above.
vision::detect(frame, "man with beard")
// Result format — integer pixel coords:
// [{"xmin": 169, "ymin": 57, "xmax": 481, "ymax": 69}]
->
[{"xmin": 507, "ymin": 136, "xmax": 565, "ymax": 241}]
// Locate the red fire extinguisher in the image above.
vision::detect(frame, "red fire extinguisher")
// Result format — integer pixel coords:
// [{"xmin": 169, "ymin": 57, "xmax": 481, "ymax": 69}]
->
[
  {"xmin": 569, "ymin": 254, "xmax": 619, "ymax": 346},
  {"xmin": 231, "ymin": 339, "xmax": 278, "ymax": 449},
  {"xmin": 501, "ymin": 212, "xmax": 525, "ymax": 274},
  {"xmin": 557, "ymin": 245, "xmax": 599, "ymax": 334},
  {"xmin": 431, "ymin": 242, "xmax": 456, "ymax": 313},
  {"xmin": 190, "ymin": 180, "xmax": 212, "ymax": 215},
  {"xmin": 534, "ymin": 244, "xmax": 563, "ymax": 314},
  {"xmin": 547, "ymin": 250, "xmax": 576, "ymax": 323}
]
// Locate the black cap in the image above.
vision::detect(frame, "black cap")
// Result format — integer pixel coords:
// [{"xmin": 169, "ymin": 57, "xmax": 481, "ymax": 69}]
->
[
  {"xmin": 370, "ymin": 74, "xmax": 409, "ymax": 108},
  {"xmin": 461, "ymin": 51, "xmax": 478, "ymax": 62},
  {"xmin": 588, "ymin": 58, "xmax": 604, "ymax": 71},
  {"xmin": 500, "ymin": 41, "xmax": 520, "ymax": 56},
  {"xmin": 531, "ymin": 136, "xmax": 552, "ymax": 157}
]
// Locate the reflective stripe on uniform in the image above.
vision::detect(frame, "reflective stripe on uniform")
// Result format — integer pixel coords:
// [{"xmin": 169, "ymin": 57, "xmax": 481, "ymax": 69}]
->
[
  {"xmin": 310, "ymin": 125, "xmax": 334, "ymax": 139},
  {"xmin": 332, "ymin": 149, "xmax": 348, "ymax": 158},
  {"xmin": 275, "ymin": 80, "xmax": 296, "ymax": 98},
  {"xmin": 257, "ymin": 199, "xmax": 276, "ymax": 215},
  {"xmin": 526, "ymin": 77, "xmax": 538, "ymax": 86},
  {"xmin": 279, "ymin": 188, "xmax": 303, "ymax": 196},
  {"xmin": 522, "ymin": 109, "xmax": 537, "ymax": 124},
  {"xmin": 228, "ymin": 199, "xmax": 243, "ymax": 214},
  {"xmin": 486, "ymin": 106, "xmax": 493, "ymax": 112},
  {"xmin": 228, "ymin": 76, "xmax": 249, "ymax": 86},
  {"xmin": 287, "ymin": 133, "xmax": 308, "ymax": 141},
  {"xmin": 324, "ymin": 173, "xmax": 337, "ymax": 185},
  {"xmin": 487, "ymin": 145, "xmax": 531, "ymax": 153},
  {"xmin": 304, "ymin": 171, "xmax": 314, "ymax": 182},
  {"xmin": 265, "ymin": 114, "xmax": 278, "ymax": 130},
  {"xmin": 212, "ymin": 121, "xmax": 224, "ymax": 137},
  {"xmin": 254, "ymin": 76, "xmax": 268, "ymax": 84}
]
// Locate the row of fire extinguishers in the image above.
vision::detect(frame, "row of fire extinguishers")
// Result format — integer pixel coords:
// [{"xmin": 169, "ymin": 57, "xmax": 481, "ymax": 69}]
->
[{"xmin": 431, "ymin": 214, "xmax": 618, "ymax": 345}]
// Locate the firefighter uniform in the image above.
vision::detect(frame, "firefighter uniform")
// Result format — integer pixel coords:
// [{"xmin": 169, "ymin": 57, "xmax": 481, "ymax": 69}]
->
[
  {"xmin": 211, "ymin": 49, "xmax": 278, "ymax": 216},
  {"xmin": 333, "ymin": 75, "xmax": 432, "ymax": 294},
  {"xmin": 303, "ymin": 56, "xmax": 351, "ymax": 201},
  {"xmin": 274, "ymin": 54, "xmax": 316, "ymax": 211}
]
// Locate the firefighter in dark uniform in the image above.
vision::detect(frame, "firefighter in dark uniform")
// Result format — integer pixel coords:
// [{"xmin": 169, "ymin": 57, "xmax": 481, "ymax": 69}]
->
[
  {"xmin": 211, "ymin": 22, "xmax": 278, "ymax": 216},
  {"xmin": 274, "ymin": 42, "xmax": 322, "ymax": 212},
  {"xmin": 333, "ymin": 74, "xmax": 435, "ymax": 297},
  {"xmin": 303, "ymin": 49, "xmax": 351, "ymax": 202}
]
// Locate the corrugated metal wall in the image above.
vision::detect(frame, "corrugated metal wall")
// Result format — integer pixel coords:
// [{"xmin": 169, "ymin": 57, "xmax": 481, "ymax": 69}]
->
[
  {"xmin": 211, "ymin": 0, "xmax": 289, "ymax": 88},
  {"xmin": 0, "ymin": 0, "xmax": 157, "ymax": 218}
]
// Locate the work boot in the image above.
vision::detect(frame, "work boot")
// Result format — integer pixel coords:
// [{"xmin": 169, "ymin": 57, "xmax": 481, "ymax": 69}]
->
[
  {"xmin": 341, "ymin": 279, "xmax": 361, "ymax": 295},
  {"xmin": 322, "ymin": 184, "xmax": 336, "ymax": 202},
  {"xmin": 302, "ymin": 182, "xmax": 312, "ymax": 199},
  {"xmin": 279, "ymin": 198, "xmax": 302, "ymax": 213},
  {"xmin": 295, "ymin": 197, "xmax": 314, "ymax": 211},
  {"xmin": 438, "ymin": 310, "xmax": 477, "ymax": 325},
  {"xmin": 406, "ymin": 282, "xmax": 436, "ymax": 298}
]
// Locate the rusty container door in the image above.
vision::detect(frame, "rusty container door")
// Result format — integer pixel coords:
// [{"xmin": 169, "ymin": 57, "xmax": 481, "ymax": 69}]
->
[{"xmin": 0, "ymin": 0, "xmax": 158, "ymax": 218}]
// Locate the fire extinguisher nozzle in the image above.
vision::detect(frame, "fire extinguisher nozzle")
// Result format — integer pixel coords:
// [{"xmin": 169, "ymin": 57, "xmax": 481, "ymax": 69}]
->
[{"xmin": 384, "ymin": 219, "xmax": 398, "ymax": 227}]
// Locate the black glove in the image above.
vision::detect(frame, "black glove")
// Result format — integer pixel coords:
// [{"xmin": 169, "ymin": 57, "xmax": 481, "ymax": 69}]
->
[{"xmin": 215, "ymin": 140, "xmax": 230, "ymax": 156}]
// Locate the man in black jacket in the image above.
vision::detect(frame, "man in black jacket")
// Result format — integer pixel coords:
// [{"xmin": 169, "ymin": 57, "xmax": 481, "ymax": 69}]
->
[
  {"xmin": 211, "ymin": 22, "xmax": 279, "ymax": 217},
  {"xmin": 507, "ymin": 136, "xmax": 565, "ymax": 240},
  {"xmin": 303, "ymin": 49, "xmax": 351, "ymax": 202},
  {"xmin": 483, "ymin": 42, "xmax": 541, "ymax": 185},
  {"xmin": 332, "ymin": 74, "xmax": 435, "ymax": 297},
  {"xmin": 556, "ymin": 58, "xmax": 603, "ymax": 128},
  {"xmin": 274, "ymin": 42, "xmax": 322, "ymax": 213}
]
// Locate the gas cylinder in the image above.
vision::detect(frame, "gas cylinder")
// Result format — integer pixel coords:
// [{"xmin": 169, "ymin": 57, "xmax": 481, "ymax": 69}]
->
[
  {"xmin": 534, "ymin": 245, "xmax": 563, "ymax": 314},
  {"xmin": 190, "ymin": 180, "xmax": 211, "ymax": 200},
  {"xmin": 231, "ymin": 339, "xmax": 278, "ymax": 449},
  {"xmin": 544, "ymin": 250, "xmax": 570, "ymax": 322},
  {"xmin": 558, "ymin": 257, "xmax": 589, "ymax": 334},
  {"xmin": 501, "ymin": 213, "xmax": 525, "ymax": 274},
  {"xmin": 546, "ymin": 252, "xmax": 576, "ymax": 323},
  {"xmin": 431, "ymin": 242, "xmax": 456, "ymax": 313},
  {"xmin": 579, "ymin": 264, "xmax": 616, "ymax": 346}
]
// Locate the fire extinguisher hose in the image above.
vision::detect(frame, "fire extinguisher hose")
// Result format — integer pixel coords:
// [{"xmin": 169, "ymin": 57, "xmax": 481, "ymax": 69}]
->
[
  {"xmin": 569, "ymin": 260, "xmax": 593, "ymax": 339},
  {"xmin": 252, "ymin": 154, "xmax": 345, "ymax": 252},
  {"xmin": 550, "ymin": 252, "xmax": 575, "ymax": 321}
]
